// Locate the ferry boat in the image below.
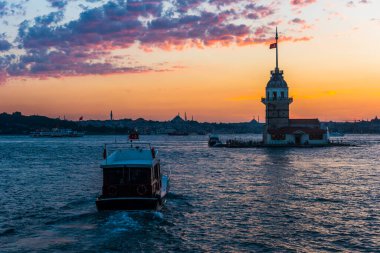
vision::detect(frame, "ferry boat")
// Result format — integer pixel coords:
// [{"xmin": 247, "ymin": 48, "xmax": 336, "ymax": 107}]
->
[
  {"xmin": 30, "ymin": 128, "xmax": 85, "ymax": 137},
  {"xmin": 96, "ymin": 141, "xmax": 170, "ymax": 211}
]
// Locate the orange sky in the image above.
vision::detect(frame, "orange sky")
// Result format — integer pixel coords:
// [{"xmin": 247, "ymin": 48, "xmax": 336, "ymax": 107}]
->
[{"xmin": 0, "ymin": 0, "xmax": 379, "ymax": 122}]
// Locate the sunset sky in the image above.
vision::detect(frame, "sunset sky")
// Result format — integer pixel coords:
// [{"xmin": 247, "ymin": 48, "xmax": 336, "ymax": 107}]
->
[{"xmin": 0, "ymin": 0, "xmax": 379, "ymax": 122}]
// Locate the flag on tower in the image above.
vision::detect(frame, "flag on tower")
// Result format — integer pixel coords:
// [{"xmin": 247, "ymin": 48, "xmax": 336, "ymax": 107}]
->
[{"xmin": 269, "ymin": 43, "xmax": 277, "ymax": 49}]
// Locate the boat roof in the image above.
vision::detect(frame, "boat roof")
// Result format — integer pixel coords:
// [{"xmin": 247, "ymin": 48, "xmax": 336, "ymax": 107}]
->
[{"xmin": 101, "ymin": 143, "xmax": 158, "ymax": 169}]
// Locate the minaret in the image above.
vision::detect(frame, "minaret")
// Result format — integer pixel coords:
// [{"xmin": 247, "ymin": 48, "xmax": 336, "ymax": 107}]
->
[
  {"xmin": 261, "ymin": 28, "xmax": 293, "ymax": 138},
  {"xmin": 110, "ymin": 110, "xmax": 113, "ymax": 121}
]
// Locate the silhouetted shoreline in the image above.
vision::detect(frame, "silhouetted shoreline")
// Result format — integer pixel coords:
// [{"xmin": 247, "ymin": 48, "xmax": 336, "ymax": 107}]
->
[{"xmin": 0, "ymin": 112, "xmax": 379, "ymax": 135}]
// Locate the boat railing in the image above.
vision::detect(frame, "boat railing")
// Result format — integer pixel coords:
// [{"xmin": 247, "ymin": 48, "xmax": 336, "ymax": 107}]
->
[
  {"xmin": 261, "ymin": 97, "xmax": 293, "ymax": 103},
  {"xmin": 103, "ymin": 141, "xmax": 157, "ymax": 161},
  {"xmin": 104, "ymin": 141, "xmax": 152, "ymax": 150}
]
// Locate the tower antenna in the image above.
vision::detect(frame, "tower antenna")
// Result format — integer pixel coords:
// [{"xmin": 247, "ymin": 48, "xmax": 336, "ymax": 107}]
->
[{"xmin": 276, "ymin": 27, "xmax": 279, "ymax": 70}]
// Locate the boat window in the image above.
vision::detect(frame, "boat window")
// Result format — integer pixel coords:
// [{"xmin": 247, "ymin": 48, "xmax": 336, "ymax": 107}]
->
[
  {"xmin": 103, "ymin": 168, "xmax": 124, "ymax": 185},
  {"xmin": 130, "ymin": 168, "xmax": 151, "ymax": 184}
]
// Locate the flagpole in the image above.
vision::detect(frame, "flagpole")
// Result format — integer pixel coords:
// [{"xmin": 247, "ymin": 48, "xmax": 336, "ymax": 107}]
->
[{"xmin": 276, "ymin": 27, "xmax": 278, "ymax": 70}]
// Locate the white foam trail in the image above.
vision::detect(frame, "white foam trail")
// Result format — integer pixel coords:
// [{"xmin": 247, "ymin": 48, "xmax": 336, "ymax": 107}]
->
[
  {"xmin": 105, "ymin": 212, "xmax": 140, "ymax": 232},
  {"xmin": 153, "ymin": 211, "xmax": 164, "ymax": 220}
]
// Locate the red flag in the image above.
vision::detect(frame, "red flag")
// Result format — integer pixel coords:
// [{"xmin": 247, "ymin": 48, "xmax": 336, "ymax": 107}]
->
[
  {"xmin": 79, "ymin": 116, "xmax": 83, "ymax": 121},
  {"xmin": 270, "ymin": 43, "xmax": 277, "ymax": 49}
]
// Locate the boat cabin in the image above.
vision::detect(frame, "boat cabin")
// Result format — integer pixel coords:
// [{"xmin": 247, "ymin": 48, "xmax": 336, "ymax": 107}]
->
[
  {"xmin": 100, "ymin": 144, "xmax": 161, "ymax": 198},
  {"xmin": 96, "ymin": 142, "xmax": 170, "ymax": 210}
]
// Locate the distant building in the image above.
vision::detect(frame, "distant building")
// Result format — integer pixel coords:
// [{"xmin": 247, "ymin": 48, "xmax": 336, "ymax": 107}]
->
[
  {"xmin": 110, "ymin": 110, "xmax": 113, "ymax": 121},
  {"xmin": 171, "ymin": 113, "xmax": 185, "ymax": 123},
  {"xmin": 261, "ymin": 28, "xmax": 329, "ymax": 146}
]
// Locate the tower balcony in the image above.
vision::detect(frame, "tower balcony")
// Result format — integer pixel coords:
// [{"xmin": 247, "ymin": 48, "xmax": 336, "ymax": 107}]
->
[
  {"xmin": 261, "ymin": 97, "xmax": 293, "ymax": 104},
  {"xmin": 271, "ymin": 70, "xmax": 283, "ymax": 75}
]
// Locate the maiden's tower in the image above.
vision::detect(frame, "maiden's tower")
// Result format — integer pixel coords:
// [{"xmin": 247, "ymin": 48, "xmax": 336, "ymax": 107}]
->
[{"xmin": 261, "ymin": 29, "xmax": 329, "ymax": 146}]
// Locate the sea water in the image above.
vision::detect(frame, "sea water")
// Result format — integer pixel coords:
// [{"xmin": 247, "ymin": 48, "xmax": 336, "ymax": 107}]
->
[{"xmin": 0, "ymin": 135, "xmax": 379, "ymax": 252}]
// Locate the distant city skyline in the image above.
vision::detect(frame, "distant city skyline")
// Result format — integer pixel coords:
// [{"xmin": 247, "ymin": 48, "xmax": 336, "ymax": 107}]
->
[{"xmin": 0, "ymin": 0, "xmax": 379, "ymax": 122}]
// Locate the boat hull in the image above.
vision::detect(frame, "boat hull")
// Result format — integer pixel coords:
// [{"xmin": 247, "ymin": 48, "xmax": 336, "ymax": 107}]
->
[{"xmin": 96, "ymin": 197, "xmax": 165, "ymax": 211}]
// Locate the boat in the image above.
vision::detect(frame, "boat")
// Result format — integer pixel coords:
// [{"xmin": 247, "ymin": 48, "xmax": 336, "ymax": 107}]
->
[
  {"xmin": 96, "ymin": 142, "xmax": 170, "ymax": 211},
  {"xmin": 30, "ymin": 128, "xmax": 85, "ymax": 137},
  {"xmin": 128, "ymin": 130, "xmax": 139, "ymax": 140},
  {"xmin": 208, "ymin": 134, "xmax": 223, "ymax": 147}
]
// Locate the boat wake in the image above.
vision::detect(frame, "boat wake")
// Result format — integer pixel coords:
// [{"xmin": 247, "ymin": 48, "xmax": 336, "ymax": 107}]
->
[{"xmin": 104, "ymin": 212, "xmax": 141, "ymax": 233}]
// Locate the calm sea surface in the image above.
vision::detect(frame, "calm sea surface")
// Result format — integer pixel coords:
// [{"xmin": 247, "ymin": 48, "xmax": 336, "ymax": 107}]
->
[{"xmin": 0, "ymin": 134, "xmax": 379, "ymax": 252}]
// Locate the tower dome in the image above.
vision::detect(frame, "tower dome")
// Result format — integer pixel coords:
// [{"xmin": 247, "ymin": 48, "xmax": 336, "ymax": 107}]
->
[{"xmin": 267, "ymin": 68, "xmax": 288, "ymax": 88}]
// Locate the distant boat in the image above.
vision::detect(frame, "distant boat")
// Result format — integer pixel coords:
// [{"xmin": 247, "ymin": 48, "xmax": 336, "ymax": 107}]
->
[
  {"xmin": 129, "ymin": 130, "xmax": 139, "ymax": 140},
  {"xmin": 30, "ymin": 128, "xmax": 85, "ymax": 137},
  {"xmin": 168, "ymin": 131, "xmax": 189, "ymax": 136},
  {"xmin": 208, "ymin": 135, "xmax": 223, "ymax": 147}
]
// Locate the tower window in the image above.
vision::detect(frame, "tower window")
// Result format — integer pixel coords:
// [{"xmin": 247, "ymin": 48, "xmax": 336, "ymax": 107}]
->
[
  {"xmin": 281, "ymin": 91, "xmax": 285, "ymax": 98},
  {"xmin": 273, "ymin": 92, "xmax": 277, "ymax": 100}
]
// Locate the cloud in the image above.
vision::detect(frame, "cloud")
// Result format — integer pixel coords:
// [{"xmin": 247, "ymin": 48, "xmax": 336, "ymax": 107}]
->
[
  {"xmin": 0, "ymin": 1, "xmax": 6, "ymax": 17},
  {"xmin": 0, "ymin": 33, "xmax": 12, "ymax": 51},
  {"xmin": 34, "ymin": 11, "xmax": 64, "ymax": 25},
  {"xmin": 293, "ymin": 36, "xmax": 313, "ymax": 42},
  {"xmin": 347, "ymin": 0, "xmax": 371, "ymax": 7},
  {"xmin": 0, "ymin": 0, "xmax": 27, "ymax": 18},
  {"xmin": 6, "ymin": 48, "xmax": 152, "ymax": 78},
  {"xmin": 289, "ymin": 18, "xmax": 306, "ymax": 24},
  {"xmin": 288, "ymin": 18, "xmax": 313, "ymax": 30},
  {"xmin": 46, "ymin": 0, "xmax": 68, "ymax": 9},
  {"xmin": 0, "ymin": 39, "xmax": 12, "ymax": 51},
  {"xmin": 0, "ymin": 0, "xmax": 312, "ymax": 83},
  {"xmin": 290, "ymin": 0, "xmax": 317, "ymax": 7},
  {"xmin": 244, "ymin": 3, "xmax": 275, "ymax": 20},
  {"xmin": 346, "ymin": 1, "xmax": 355, "ymax": 7}
]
